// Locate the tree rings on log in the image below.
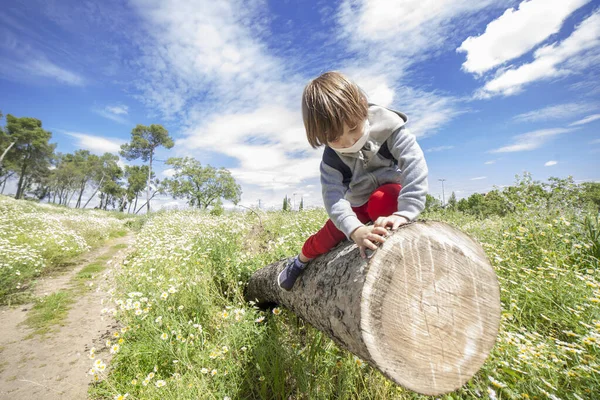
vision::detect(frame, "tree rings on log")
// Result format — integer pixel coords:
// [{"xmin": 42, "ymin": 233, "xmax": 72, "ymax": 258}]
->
[{"xmin": 361, "ymin": 221, "xmax": 501, "ymax": 395}]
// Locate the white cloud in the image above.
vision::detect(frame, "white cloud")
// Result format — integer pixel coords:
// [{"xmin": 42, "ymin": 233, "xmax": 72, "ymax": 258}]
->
[
  {"xmin": 590, "ymin": 138, "xmax": 600, "ymax": 144},
  {"xmin": 128, "ymin": 0, "xmax": 499, "ymax": 208},
  {"xmin": 477, "ymin": 10, "xmax": 600, "ymax": 98},
  {"xmin": 490, "ymin": 128, "xmax": 575, "ymax": 153},
  {"xmin": 65, "ymin": 132, "xmax": 125, "ymax": 155},
  {"xmin": 484, "ymin": 160, "xmax": 496, "ymax": 165},
  {"xmin": 513, "ymin": 102, "xmax": 598, "ymax": 123},
  {"xmin": 161, "ymin": 168, "xmax": 176, "ymax": 178},
  {"xmin": 426, "ymin": 145, "xmax": 454, "ymax": 153},
  {"xmin": 569, "ymin": 113, "xmax": 600, "ymax": 126},
  {"xmin": 106, "ymin": 105, "xmax": 129, "ymax": 115},
  {"xmin": 470, "ymin": 176, "xmax": 487, "ymax": 180},
  {"xmin": 545, "ymin": 160, "xmax": 558, "ymax": 166},
  {"xmin": 338, "ymin": 0, "xmax": 500, "ymax": 62},
  {"xmin": 23, "ymin": 58, "xmax": 85, "ymax": 86},
  {"xmin": 458, "ymin": 0, "xmax": 590, "ymax": 75},
  {"xmin": 93, "ymin": 105, "xmax": 131, "ymax": 125}
]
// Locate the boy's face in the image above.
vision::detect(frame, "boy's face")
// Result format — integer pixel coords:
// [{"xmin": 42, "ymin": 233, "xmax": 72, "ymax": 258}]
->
[{"xmin": 327, "ymin": 119, "xmax": 367, "ymax": 150}]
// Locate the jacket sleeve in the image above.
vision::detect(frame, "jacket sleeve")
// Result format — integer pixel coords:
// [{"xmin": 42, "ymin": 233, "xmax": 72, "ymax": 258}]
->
[
  {"xmin": 320, "ymin": 161, "xmax": 363, "ymax": 239},
  {"xmin": 387, "ymin": 126, "xmax": 429, "ymax": 221}
]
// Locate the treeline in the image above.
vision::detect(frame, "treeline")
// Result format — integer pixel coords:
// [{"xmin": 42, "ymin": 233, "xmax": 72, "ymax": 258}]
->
[
  {"xmin": 0, "ymin": 112, "xmax": 242, "ymax": 213},
  {"xmin": 425, "ymin": 173, "xmax": 600, "ymax": 218}
]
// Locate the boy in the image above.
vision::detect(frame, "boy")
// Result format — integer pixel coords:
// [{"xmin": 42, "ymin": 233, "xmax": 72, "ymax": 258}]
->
[{"xmin": 278, "ymin": 71, "xmax": 429, "ymax": 291}]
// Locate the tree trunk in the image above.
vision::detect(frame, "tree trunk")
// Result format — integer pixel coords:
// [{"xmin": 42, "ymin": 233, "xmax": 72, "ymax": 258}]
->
[
  {"xmin": 147, "ymin": 153, "xmax": 153, "ymax": 214},
  {"xmin": 245, "ymin": 221, "xmax": 501, "ymax": 396},
  {"xmin": 76, "ymin": 181, "xmax": 86, "ymax": 208},
  {"xmin": 0, "ymin": 141, "xmax": 15, "ymax": 167},
  {"xmin": 15, "ymin": 163, "xmax": 27, "ymax": 199},
  {"xmin": 83, "ymin": 175, "xmax": 105, "ymax": 208}
]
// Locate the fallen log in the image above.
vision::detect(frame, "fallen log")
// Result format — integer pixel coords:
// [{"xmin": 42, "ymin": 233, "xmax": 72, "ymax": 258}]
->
[{"xmin": 245, "ymin": 220, "xmax": 501, "ymax": 396}]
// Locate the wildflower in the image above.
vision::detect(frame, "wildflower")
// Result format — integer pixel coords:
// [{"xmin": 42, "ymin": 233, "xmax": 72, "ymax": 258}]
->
[
  {"xmin": 255, "ymin": 316, "xmax": 265, "ymax": 323},
  {"xmin": 487, "ymin": 387, "xmax": 497, "ymax": 400},
  {"xmin": 272, "ymin": 308, "xmax": 282, "ymax": 315},
  {"xmin": 155, "ymin": 380, "xmax": 166, "ymax": 387},
  {"xmin": 113, "ymin": 332, "xmax": 120, "ymax": 338},
  {"xmin": 488, "ymin": 376, "xmax": 506, "ymax": 388},
  {"xmin": 354, "ymin": 357, "xmax": 364, "ymax": 367},
  {"xmin": 258, "ymin": 376, "xmax": 265, "ymax": 381},
  {"xmin": 241, "ymin": 346, "xmax": 247, "ymax": 352},
  {"xmin": 110, "ymin": 344, "xmax": 120, "ymax": 354},
  {"xmin": 118, "ymin": 338, "xmax": 124, "ymax": 344},
  {"xmin": 221, "ymin": 310, "xmax": 230, "ymax": 319},
  {"xmin": 114, "ymin": 394, "xmax": 129, "ymax": 400},
  {"xmin": 211, "ymin": 369, "xmax": 218, "ymax": 376},
  {"xmin": 89, "ymin": 347, "xmax": 96, "ymax": 359},
  {"xmin": 178, "ymin": 305, "xmax": 184, "ymax": 310},
  {"xmin": 148, "ymin": 372, "xmax": 155, "ymax": 379},
  {"xmin": 222, "ymin": 346, "xmax": 229, "ymax": 353},
  {"xmin": 161, "ymin": 333, "xmax": 168, "ymax": 340},
  {"xmin": 161, "ymin": 292, "xmax": 168, "ymax": 300},
  {"xmin": 168, "ymin": 286, "xmax": 177, "ymax": 294},
  {"xmin": 201, "ymin": 368, "xmax": 209, "ymax": 374},
  {"xmin": 131, "ymin": 379, "xmax": 137, "ymax": 385}
]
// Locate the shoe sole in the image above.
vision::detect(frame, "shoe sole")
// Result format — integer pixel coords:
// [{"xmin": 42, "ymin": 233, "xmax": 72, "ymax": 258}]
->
[{"xmin": 277, "ymin": 269, "xmax": 292, "ymax": 291}]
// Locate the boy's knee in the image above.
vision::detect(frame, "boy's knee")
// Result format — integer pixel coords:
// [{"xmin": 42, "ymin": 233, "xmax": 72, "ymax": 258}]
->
[{"xmin": 367, "ymin": 184, "xmax": 402, "ymax": 219}]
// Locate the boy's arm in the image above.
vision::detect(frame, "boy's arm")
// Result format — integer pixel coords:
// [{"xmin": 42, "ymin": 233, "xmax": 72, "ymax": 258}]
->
[
  {"xmin": 387, "ymin": 126, "xmax": 429, "ymax": 220},
  {"xmin": 320, "ymin": 161, "xmax": 363, "ymax": 239}
]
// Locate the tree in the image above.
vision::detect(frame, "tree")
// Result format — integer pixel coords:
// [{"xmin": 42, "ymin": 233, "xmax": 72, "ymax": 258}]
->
[
  {"xmin": 299, "ymin": 196, "xmax": 304, "ymax": 211},
  {"xmin": 446, "ymin": 192, "xmax": 457, "ymax": 211},
  {"xmin": 4, "ymin": 115, "xmax": 55, "ymax": 199},
  {"xmin": 164, "ymin": 157, "xmax": 241, "ymax": 210},
  {"xmin": 424, "ymin": 194, "xmax": 441, "ymax": 212},
  {"xmin": 120, "ymin": 124, "xmax": 174, "ymax": 213},
  {"xmin": 581, "ymin": 182, "xmax": 600, "ymax": 211},
  {"xmin": 83, "ymin": 153, "xmax": 121, "ymax": 208},
  {"xmin": 0, "ymin": 112, "xmax": 17, "ymax": 193},
  {"xmin": 124, "ymin": 165, "xmax": 150, "ymax": 213},
  {"xmin": 283, "ymin": 195, "xmax": 288, "ymax": 211},
  {"xmin": 245, "ymin": 221, "xmax": 500, "ymax": 396}
]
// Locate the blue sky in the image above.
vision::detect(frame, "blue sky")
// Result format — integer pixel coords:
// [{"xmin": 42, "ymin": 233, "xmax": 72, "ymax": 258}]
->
[{"xmin": 1, "ymin": 0, "xmax": 599, "ymax": 210}]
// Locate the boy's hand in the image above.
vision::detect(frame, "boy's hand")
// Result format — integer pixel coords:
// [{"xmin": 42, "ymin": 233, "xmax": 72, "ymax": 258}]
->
[
  {"xmin": 373, "ymin": 214, "xmax": 409, "ymax": 231},
  {"xmin": 350, "ymin": 225, "xmax": 388, "ymax": 259}
]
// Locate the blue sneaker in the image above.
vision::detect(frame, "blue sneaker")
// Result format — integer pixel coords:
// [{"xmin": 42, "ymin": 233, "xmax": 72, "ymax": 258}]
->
[{"xmin": 278, "ymin": 257, "xmax": 306, "ymax": 291}]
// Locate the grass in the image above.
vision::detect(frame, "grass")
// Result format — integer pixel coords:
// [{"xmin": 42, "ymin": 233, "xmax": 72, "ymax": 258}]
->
[
  {"xmin": 84, "ymin": 203, "xmax": 600, "ymax": 400},
  {"xmin": 22, "ymin": 291, "xmax": 75, "ymax": 338},
  {"xmin": 0, "ymin": 195, "xmax": 129, "ymax": 305}
]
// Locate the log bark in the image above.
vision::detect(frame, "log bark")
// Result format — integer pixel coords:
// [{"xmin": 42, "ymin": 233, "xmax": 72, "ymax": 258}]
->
[{"xmin": 245, "ymin": 220, "xmax": 501, "ymax": 396}]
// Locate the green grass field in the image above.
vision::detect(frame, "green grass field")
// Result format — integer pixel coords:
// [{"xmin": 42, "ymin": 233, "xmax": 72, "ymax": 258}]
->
[
  {"xmin": 88, "ymin": 202, "xmax": 598, "ymax": 399},
  {"xmin": 0, "ymin": 195, "xmax": 128, "ymax": 305},
  {"xmin": 1, "ymin": 191, "xmax": 598, "ymax": 399}
]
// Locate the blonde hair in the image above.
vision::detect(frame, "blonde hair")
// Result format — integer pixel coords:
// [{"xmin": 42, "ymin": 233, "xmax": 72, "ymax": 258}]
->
[{"xmin": 301, "ymin": 71, "xmax": 369, "ymax": 148}]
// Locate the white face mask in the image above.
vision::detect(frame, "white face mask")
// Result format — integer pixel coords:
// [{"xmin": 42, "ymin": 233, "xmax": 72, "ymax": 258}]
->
[{"xmin": 333, "ymin": 119, "xmax": 370, "ymax": 153}]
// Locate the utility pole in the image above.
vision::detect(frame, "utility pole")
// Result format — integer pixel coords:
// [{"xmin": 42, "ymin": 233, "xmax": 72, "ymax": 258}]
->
[
  {"xmin": 258, "ymin": 199, "xmax": 262, "ymax": 209},
  {"xmin": 438, "ymin": 179, "xmax": 446, "ymax": 207}
]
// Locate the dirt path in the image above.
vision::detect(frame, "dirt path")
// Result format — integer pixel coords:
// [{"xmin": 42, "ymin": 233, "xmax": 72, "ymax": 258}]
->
[{"xmin": 0, "ymin": 232, "xmax": 135, "ymax": 400}]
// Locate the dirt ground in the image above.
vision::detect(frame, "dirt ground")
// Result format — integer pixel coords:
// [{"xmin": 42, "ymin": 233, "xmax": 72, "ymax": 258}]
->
[{"xmin": 0, "ymin": 233, "xmax": 135, "ymax": 400}]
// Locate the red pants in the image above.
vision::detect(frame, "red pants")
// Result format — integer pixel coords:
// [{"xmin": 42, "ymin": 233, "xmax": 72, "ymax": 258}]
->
[{"xmin": 302, "ymin": 183, "xmax": 402, "ymax": 259}]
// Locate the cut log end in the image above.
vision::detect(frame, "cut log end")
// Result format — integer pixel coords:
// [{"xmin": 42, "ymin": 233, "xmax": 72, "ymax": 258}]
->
[{"xmin": 360, "ymin": 221, "xmax": 500, "ymax": 395}]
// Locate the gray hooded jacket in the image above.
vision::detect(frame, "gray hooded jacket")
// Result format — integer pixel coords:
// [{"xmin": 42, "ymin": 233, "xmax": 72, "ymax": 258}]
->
[{"xmin": 320, "ymin": 104, "xmax": 429, "ymax": 239}]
